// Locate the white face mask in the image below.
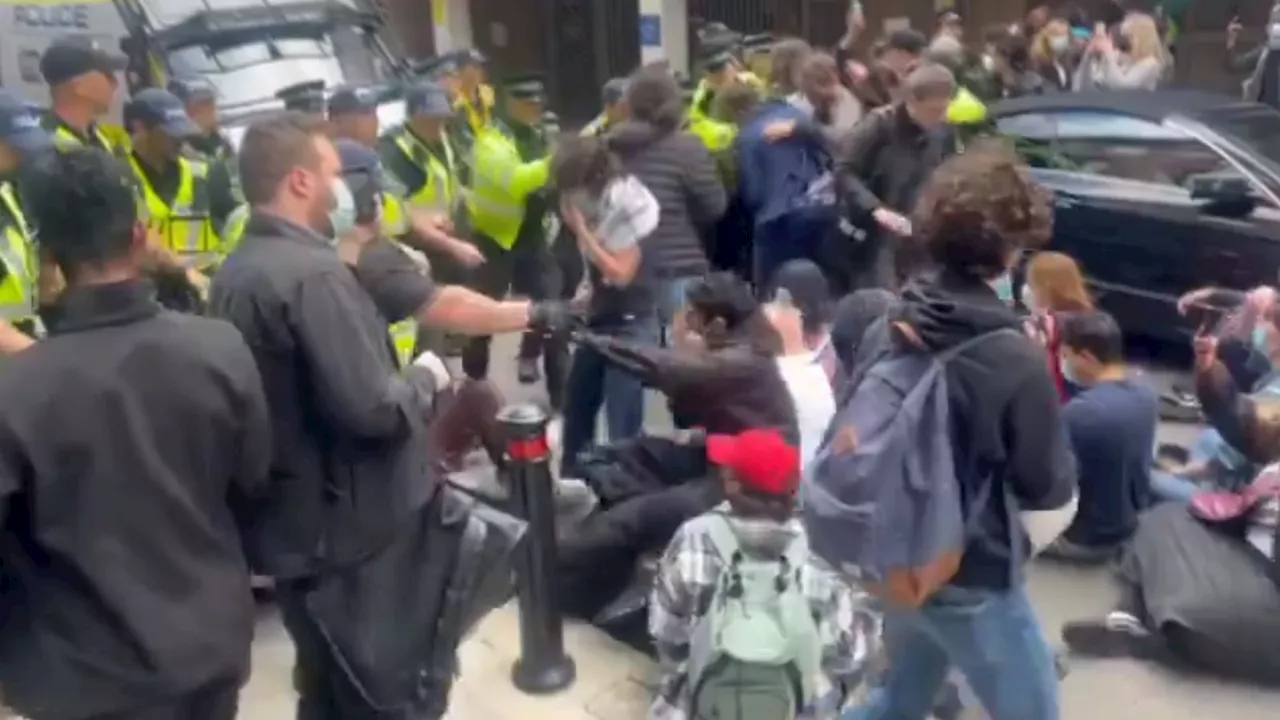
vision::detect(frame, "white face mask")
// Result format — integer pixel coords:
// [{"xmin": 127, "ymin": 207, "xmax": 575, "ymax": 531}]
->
[
  {"xmin": 981, "ymin": 54, "xmax": 996, "ymax": 72},
  {"xmin": 327, "ymin": 177, "xmax": 356, "ymax": 242},
  {"xmin": 1049, "ymin": 35, "xmax": 1070, "ymax": 55}
]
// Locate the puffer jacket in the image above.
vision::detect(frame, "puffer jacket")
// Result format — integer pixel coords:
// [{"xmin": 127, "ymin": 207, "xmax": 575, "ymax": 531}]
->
[{"xmin": 608, "ymin": 118, "xmax": 727, "ymax": 279}]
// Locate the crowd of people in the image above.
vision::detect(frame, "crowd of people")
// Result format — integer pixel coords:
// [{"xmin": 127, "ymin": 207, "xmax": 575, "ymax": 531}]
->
[{"xmin": 2, "ymin": 4, "xmax": 1280, "ymax": 720}]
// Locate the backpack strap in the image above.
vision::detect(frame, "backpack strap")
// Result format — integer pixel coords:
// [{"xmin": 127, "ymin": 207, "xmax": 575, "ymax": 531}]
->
[{"xmin": 704, "ymin": 514, "xmax": 743, "ymax": 566}]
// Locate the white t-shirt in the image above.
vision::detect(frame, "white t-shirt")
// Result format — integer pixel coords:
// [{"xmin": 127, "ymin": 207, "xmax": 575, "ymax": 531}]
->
[{"xmin": 775, "ymin": 352, "xmax": 836, "ymax": 472}]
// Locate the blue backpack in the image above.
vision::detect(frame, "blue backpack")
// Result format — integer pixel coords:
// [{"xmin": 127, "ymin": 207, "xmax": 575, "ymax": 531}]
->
[{"xmin": 802, "ymin": 322, "xmax": 1014, "ymax": 607}]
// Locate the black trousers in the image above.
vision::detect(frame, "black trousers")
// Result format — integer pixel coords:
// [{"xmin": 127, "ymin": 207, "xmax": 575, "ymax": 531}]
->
[
  {"xmin": 460, "ymin": 233, "xmax": 553, "ymax": 381},
  {"xmin": 84, "ymin": 677, "xmax": 240, "ymax": 720},
  {"xmin": 517, "ymin": 230, "xmax": 583, "ymax": 410}
]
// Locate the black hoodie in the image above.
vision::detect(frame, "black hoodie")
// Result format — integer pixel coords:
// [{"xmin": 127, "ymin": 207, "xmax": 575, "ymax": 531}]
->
[{"xmin": 863, "ymin": 270, "xmax": 1077, "ymax": 590}]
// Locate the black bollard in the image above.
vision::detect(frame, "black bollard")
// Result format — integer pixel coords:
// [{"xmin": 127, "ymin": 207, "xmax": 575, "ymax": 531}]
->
[{"xmin": 499, "ymin": 403, "xmax": 577, "ymax": 694}]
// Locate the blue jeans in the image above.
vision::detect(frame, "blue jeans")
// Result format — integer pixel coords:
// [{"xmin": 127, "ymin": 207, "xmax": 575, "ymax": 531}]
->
[
  {"xmin": 656, "ymin": 275, "xmax": 699, "ymax": 339},
  {"xmin": 845, "ymin": 585, "xmax": 1059, "ymax": 720},
  {"xmin": 1149, "ymin": 470, "xmax": 1202, "ymax": 504},
  {"xmin": 559, "ymin": 319, "xmax": 658, "ymax": 477}
]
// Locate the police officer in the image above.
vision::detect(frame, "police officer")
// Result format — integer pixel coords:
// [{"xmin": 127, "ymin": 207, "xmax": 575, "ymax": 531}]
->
[
  {"xmin": 170, "ymin": 78, "xmax": 232, "ymax": 164},
  {"xmin": 39, "ymin": 35, "xmax": 128, "ymax": 153},
  {"xmin": 449, "ymin": 49, "xmax": 497, "ymax": 174},
  {"xmin": 460, "ymin": 74, "xmax": 553, "ymax": 383},
  {"xmin": 0, "ymin": 90, "xmax": 53, "ymax": 354},
  {"xmin": 277, "ymin": 80, "xmax": 329, "ymax": 117},
  {"xmin": 377, "ymin": 81, "xmax": 484, "ymax": 283},
  {"xmin": 124, "ymin": 88, "xmax": 226, "ymax": 282},
  {"xmin": 687, "ymin": 49, "xmax": 750, "ymax": 155},
  {"xmin": 582, "ymin": 77, "xmax": 629, "ymax": 137},
  {"xmin": 329, "ymin": 84, "xmax": 381, "ymax": 148}
]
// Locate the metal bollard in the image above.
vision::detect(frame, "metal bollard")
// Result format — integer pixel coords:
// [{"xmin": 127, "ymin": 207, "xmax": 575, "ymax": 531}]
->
[{"xmin": 498, "ymin": 403, "xmax": 577, "ymax": 695}]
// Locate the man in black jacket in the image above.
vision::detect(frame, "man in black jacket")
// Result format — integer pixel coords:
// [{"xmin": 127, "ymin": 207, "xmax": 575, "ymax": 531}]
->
[
  {"xmin": 848, "ymin": 150, "xmax": 1076, "ymax": 720},
  {"xmin": 209, "ymin": 113, "xmax": 455, "ymax": 719},
  {"xmin": 831, "ymin": 63, "xmax": 956, "ymax": 293},
  {"xmin": 0, "ymin": 149, "xmax": 270, "ymax": 720}
]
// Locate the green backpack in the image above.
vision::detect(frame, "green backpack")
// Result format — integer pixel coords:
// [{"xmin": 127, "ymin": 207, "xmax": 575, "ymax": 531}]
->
[{"xmin": 687, "ymin": 515, "xmax": 822, "ymax": 720}]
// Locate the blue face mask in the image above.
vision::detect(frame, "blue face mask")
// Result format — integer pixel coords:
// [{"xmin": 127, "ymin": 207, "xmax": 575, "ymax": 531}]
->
[
  {"xmin": 992, "ymin": 272, "xmax": 1015, "ymax": 305},
  {"xmin": 1253, "ymin": 325, "xmax": 1270, "ymax": 355}
]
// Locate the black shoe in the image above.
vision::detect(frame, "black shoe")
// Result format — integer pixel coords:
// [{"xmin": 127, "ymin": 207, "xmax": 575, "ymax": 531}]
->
[
  {"xmin": 517, "ymin": 357, "xmax": 541, "ymax": 384},
  {"xmin": 1062, "ymin": 613, "xmax": 1163, "ymax": 661}
]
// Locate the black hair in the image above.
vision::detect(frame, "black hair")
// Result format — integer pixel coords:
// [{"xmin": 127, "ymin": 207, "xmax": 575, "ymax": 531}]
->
[
  {"xmin": 551, "ymin": 134, "xmax": 619, "ymax": 195},
  {"xmin": 1060, "ymin": 311, "xmax": 1125, "ymax": 365},
  {"xmin": 29, "ymin": 149, "xmax": 138, "ymax": 275},
  {"xmin": 885, "ymin": 28, "xmax": 929, "ymax": 55},
  {"xmin": 997, "ymin": 32, "xmax": 1033, "ymax": 72},
  {"xmin": 686, "ymin": 272, "xmax": 782, "ymax": 355}
]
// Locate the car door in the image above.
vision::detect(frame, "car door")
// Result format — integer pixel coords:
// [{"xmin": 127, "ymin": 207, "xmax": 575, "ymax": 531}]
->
[{"xmin": 998, "ymin": 110, "xmax": 1233, "ymax": 342}]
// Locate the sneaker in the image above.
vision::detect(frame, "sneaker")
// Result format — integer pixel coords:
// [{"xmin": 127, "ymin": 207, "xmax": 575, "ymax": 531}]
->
[
  {"xmin": 517, "ymin": 357, "xmax": 541, "ymax": 384},
  {"xmin": 1062, "ymin": 612, "xmax": 1158, "ymax": 660}
]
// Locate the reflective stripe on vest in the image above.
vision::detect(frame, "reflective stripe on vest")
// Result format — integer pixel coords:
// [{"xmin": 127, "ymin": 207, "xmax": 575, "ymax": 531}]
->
[
  {"xmin": 389, "ymin": 318, "xmax": 417, "ymax": 367},
  {"xmin": 222, "ymin": 204, "xmax": 249, "ymax": 252},
  {"xmin": 53, "ymin": 125, "xmax": 116, "ymax": 154},
  {"xmin": 466, "ymin": 128, "xmax": 527, "ymax": 249},
  {"xmin": 0, "ymin": 183, "xmax": 35, "ymax": 322},
  {"xmin": 128, "ymin": 155, "xmax": 222, "ymax": 269},
  {"xmin": 392, "ymin": 130, "xmax": 458, "ymax": 214}
]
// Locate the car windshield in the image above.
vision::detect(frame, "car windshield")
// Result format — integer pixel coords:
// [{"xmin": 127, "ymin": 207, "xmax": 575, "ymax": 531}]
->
[
  {"xmin": 1198, "ymin": 106, "xmax": 1280, "ymax": 170},
  {"xmin": 166, "ymin": 28, "xmax": 385, "ymax": 114}
]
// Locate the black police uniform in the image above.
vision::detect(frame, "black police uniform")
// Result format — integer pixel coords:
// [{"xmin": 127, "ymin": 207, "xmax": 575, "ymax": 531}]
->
[
  {"xmin": 209, "ymin": 212, "xmax": 462, "ymax": 719},
  {"xmin": 0, "ymin": 280, "xmax": 270, "ymax": 720}
]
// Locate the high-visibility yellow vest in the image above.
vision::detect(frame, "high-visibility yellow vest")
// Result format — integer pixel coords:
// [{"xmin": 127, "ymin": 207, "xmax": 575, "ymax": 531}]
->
[
  {"xmin": 581, "ymin": 114, "xmax": 610, "ymax": 137},
  {"xmin": 392, "ymin": 129, "xmax": 459, "ymax": 215},
  {"xmin": 127, "ymin": 154, "xmax": 221, "ymax": 270},
  {"xmin": 222, "ymin": 191, "xmax": 406, "ymax": 249},
  {"xmin": 52, "ymin": 124, "xmax": 123, "ymax": 155},
  {"xmin": 466, "ymin": 127, "xmax": 550, "ymax": 250},
  {"xmin": 689, "ymin": 72, "xmax": 763, "ymax": 123},
  {"xmin": 947, "ymin": 86, "xmax": 988, "ymax": 126},
  {"xmin": 688, "ymin": 114, "xmax": 737, "ymax": 154},
  {"xmin": 0, "ymin": 182, "xmax": 37, "ymax": 324}
]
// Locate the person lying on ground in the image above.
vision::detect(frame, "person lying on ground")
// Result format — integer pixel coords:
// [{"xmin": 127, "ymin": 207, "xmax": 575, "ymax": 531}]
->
[
  {"xmin": 1043, "ymin": 311, "xmax": 1157, "ymax": 562},
  {"xmin": 649, "ymin": 428, "xmax": 879, "ymax": 720}
]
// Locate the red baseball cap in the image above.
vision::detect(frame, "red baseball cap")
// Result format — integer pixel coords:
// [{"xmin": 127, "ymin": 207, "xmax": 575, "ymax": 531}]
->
[{"xmin": 707, "ymin": 429, "xmax": 800, "ymax": 496}]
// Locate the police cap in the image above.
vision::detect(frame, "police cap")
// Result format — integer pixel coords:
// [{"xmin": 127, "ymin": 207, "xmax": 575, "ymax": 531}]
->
[
  {"xmin": 124, "ymin": 88, "xmax": 201, "ymax": 138},
  {"xmin": 276, "ymin": 80, "xmax": 327, "ymax": 114},
  {"xmin": 403, "ymin": 81, "xmax": 454, "ymax": 118},
  {"xmin": 328, "ymin": 85, "xmax": 380, "ymax": 118},
  {"xmin": 0, "ymin": 89, "xmax": 52, "ymax": 158},
  {"xmin": 168, "ymin": 78, "xmax": 218, "ymax": 106},
  {"xmin": 701, "ymin": 49, "xmax": 734, "ymax": 73},
  {"xmin": 40, "ymin": 36, "xmax": 128, "ymax": 86},
  {"xmin": 601, "ymin": 77, "xmax": 629, "ymax": 106},
  {"xmin": 503, "ymin": 73, "xmax": 545, "ymax": 102}
]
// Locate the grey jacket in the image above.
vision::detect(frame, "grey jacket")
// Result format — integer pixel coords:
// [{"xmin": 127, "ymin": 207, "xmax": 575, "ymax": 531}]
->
[{"xmin": 609, "ymin": 119, "xmax": 727, "ymax": 278}]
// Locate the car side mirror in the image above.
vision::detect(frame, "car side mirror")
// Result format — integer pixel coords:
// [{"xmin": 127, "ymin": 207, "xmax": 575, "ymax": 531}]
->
[{"xmin": 1189, "ymin": 172, "xmax": 1257, "ymax": 216}]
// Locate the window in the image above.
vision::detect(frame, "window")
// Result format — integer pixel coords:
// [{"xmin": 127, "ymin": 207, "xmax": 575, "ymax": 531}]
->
[{"xmin": 998, "ymin": 110, "xmax": 1235, "ymax": 189}]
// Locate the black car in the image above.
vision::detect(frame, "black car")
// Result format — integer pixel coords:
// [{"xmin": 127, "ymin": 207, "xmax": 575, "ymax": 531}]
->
[{"xmin": 991, "ymin": 90, "xmax": 1280, "ymax": 342}]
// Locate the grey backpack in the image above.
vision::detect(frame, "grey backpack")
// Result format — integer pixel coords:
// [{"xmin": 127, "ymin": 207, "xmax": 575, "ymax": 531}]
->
[
  {"xmin": 802, "ymin": 323, "xmax": 1013, "ymax": 607},
  {"xmin": 686, "ymin": 515, "xmax": 821, "ymax": 720}
]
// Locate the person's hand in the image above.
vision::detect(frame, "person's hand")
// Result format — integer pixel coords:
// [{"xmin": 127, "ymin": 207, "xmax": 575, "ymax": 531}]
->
[
  {"xmin": 527, "ymin": 299, "xmax": 582, "ymax": 336},
  {"xmin": 412, "ymin": 350, "xmax": 452, "ymax": 390},
  {"xmin": 1092, "ymin": 28, "xmax": 1113, "ymax": 54},
  {"xmin": 1176, "ymin": 287, "xmax": 1219, "ymax": 316},
  {"xmin": 872, "ymin": 207, "xmax": 912, "ymax": 236},
  {"xmin": 186, "ymin": 268, "xmax": 210, "ymax": 299},
  {"xmin": 845, "ymin": 60, "xmax": 869, "ymax": 84},
  {"xmin": 450, "ymin": 241, "xmax": 486, "ymax": 269},
  {"xmin": 561, "ymin": 202, "xmax": 588, "ymax": 237},
  {"xmin": 764, "ymin": 302, "xmax": 807, "ymax": 354},
  {"xmin": 1227, "ymin": 16, "xmax": 1243, "ymax": 50},
  {"xmin": 762, "ymin": 120, "xmax": 797, "ymax": 142},
  {"xmin": 1193, "ymin": 333, "xmax": 1219, "ymax": 372},
  {"xmin": 1246, "ymin": 286, "xmax": 1278, "ymax": 319}
]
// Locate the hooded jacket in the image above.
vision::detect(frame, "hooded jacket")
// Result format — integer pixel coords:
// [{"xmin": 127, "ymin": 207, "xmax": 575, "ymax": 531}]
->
[
  {"xmin": 858, "ymin": 270, "xmax": 1077, "ymax": 589},
  {"xmin": 609, "ymin": 73, "xmax": 727, "ymax": 279}
]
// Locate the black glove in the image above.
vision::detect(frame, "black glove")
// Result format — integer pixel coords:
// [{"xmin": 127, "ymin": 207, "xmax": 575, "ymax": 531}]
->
[{"xmin": 528, "ymin": 299, "xmax": 582, "ymax": 337}]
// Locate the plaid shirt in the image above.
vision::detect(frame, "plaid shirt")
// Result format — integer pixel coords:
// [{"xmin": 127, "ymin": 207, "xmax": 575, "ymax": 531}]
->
[
  {"xmin": 648, "ymin": 506, "xmax": 880, "ymax": 720},
  {"xmin": 586, "ymin": 175, "xmax": 660, "ymax": 258}
]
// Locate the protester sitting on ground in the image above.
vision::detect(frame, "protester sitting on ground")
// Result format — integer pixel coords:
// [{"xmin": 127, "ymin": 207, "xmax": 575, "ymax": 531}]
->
[
  {"xmin": 1020, "ymin": 250, "xmax": 1095, "ymax": 400},
  {"xmin": 649, "ymin": 428, "xmax": 878, "ymax": 720},
  {"xmin": 843, "ymin": 148, "xmax": 1073, "ymax": 719},
  {"xmin": 1062, "ymin": 401, "xmax": 1280, "ymax": 684},
  {"xmin": 1154, "ymin": 302, "xmax": 1280, "ymax": 503},
  {"xmin": 1043, "ymin": 311, "xmax": 1157, "ymax": 562},
  {"xmin": 556, "ymin": 272, "xmax": 798, "ymax": 619},
  {"xmin": 763, "ymin": 260, "xmax": 838, "ymax": 471}
]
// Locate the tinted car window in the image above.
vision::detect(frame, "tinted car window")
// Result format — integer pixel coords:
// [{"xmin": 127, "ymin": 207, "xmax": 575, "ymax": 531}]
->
[
  {"xmin": 999, "ymin": 111, "xmax": 1233, "ymax": 188},
  {"xmin": 1198, "ymin": 106, "xmax": 1280, "ymax": 170}
]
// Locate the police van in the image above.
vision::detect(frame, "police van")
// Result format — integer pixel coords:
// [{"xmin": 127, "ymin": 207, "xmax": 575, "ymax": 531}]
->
[{"xmin": 0, "ymin": 0, "xmax": 407, "ymax": 130}]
